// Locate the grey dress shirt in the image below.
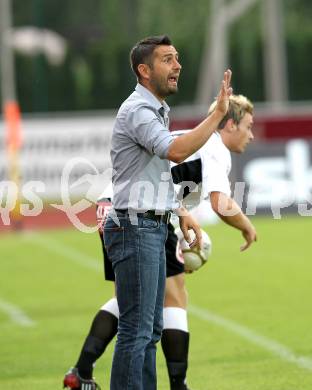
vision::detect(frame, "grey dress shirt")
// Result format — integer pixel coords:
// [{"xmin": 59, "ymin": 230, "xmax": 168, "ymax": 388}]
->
[{"xmin": 110, "ymin": 83, "xmax": 179, "ymax": 212}]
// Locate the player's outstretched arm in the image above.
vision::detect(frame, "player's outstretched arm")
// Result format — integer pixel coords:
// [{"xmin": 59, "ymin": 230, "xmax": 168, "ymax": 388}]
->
[
  {"xmin": 167, "ymin": 70, "xmax": 233, "ymax": 164},
  {"xmin": 210, "ymin": 191, "xmax": 257, "ymax": 251}
]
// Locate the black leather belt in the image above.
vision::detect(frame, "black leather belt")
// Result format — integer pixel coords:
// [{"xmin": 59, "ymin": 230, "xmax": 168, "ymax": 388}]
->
[{"xmin": 115, "ymin": 209, "xmax": 171, "ymax": 224}]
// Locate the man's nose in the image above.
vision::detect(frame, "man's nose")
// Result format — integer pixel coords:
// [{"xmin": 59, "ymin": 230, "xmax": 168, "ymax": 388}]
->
[{"xmin": 174, "ymin": 59, "xmax": 182, "ymax": 70}]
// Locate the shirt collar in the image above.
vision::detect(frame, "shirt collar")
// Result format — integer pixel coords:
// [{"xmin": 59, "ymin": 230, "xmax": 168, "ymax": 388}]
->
[{"xmin": 135, "ymin": 83, "xmax": 170, "ymax": 114}]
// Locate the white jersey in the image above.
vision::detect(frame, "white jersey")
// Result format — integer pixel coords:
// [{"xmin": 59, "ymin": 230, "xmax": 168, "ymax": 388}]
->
[{"xmin": 171, "ymin": 130, "xmax": 231, "ymax": 209}]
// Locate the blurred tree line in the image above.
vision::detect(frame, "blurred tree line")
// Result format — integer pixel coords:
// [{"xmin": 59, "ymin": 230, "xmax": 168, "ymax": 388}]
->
[{"xmin": 7, "ymin": 0, "xmax": 312, "ymax": 112}]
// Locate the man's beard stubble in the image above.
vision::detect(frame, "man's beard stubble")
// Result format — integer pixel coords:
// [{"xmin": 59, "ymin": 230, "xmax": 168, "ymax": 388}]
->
[{"xmin": 150, "ymin": 76, "xmax": 178, "ymax": 99}]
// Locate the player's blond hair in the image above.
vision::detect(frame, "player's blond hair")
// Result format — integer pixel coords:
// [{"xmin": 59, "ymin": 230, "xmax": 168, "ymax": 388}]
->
[{"xmin": 208, "ymin": 94, "xmax": 253, "ymax": 130}]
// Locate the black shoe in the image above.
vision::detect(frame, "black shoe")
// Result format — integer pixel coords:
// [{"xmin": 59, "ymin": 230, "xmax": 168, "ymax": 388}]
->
[{"xmin": 63, "ymin": 367, "xmax": 101, "ymax": 390}]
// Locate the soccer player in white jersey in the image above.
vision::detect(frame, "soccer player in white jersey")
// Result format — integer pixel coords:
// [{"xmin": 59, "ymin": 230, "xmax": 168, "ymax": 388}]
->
[{"xmin": 63, "ymin": 94, "xmax": 257, "ymax": 390}]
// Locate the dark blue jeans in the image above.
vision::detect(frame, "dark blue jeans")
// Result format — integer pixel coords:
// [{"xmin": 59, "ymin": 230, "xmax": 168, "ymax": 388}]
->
[{"xmin": 104, "ymin": 212, "xmax": 168, "ymax": 390}]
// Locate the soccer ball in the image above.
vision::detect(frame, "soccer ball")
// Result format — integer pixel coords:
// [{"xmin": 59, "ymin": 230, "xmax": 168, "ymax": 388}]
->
[{"xmin": 175, "ymin": 228, "xmax": 212, "ymax": 272}]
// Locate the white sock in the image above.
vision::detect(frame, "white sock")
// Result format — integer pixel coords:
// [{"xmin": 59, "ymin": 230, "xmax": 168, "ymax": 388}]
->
[
  {"xmin": 163, "ymin": 307, "xmax": 188, "ymax": 332},
  {"xmin": 100, "ymin": 297, "xmax": 119, "ymax": 319}
]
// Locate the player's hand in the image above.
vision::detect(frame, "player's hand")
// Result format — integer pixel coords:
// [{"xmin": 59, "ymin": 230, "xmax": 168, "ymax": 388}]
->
[
  {"xmin": 179, "ymin": 210, "xmax": 202, "ymax": 249},
  {"xmin": 214, "ymin": 69, "xmax": 233, "ymax": 117},
  {"xmin": 240, "ymin": 225, "xmax": 257, "ymax": 251}
]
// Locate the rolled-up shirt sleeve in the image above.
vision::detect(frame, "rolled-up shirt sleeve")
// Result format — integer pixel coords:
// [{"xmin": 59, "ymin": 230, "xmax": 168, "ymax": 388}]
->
[{"xmin": 126, "ymin": 106, "xmax": 174, "ymax": 159}]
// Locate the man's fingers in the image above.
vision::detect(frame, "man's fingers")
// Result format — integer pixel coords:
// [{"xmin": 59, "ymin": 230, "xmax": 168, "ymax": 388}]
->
[
  {"xmin": 223, "ymin": 69, "xmax": 232, "ymax": 87},
  {"xmin": 225, "ymin": 69, "xmax": 232, "ymax": 87},
  {"xmin": 218, "ymin": 80, "xmax": 225, "ymax": 97},
  {"xmin": 240, "ymin": 234, "xmax": 257, "ymax": 252},
  {"xmin": 240, "ymin": 242, "xmax": 250, "ymax": 252},
  {"xmin": 192, "ymin": 226, "xmax": 202, "ymax": 249},
  {"xmin": 189, "ymin": 238, "xmax": 198, "ymax": 248},
  {"xmin": 219, "ymin": 70, "xmax": 232, "ymax": 100},
  {"xmin": 181, "ymin": 226, "xmax": 191, "ymax": 243},
  {"xmin": 223, "ymin": 71, "xmax": 228, "ymax": 88}
]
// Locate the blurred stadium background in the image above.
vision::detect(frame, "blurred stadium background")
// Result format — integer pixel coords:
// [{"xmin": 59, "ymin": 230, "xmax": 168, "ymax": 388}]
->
[{"xmin": 1, "ymin": 1, "xmax": 312, "ymax": 389}]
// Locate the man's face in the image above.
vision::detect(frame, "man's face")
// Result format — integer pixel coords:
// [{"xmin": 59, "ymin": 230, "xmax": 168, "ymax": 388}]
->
[
  {"xmin": 231, "ymin": 113, "xmax": 254, "ymax": 153},
  {"xmin": 148, "ymin": 45, "xmax": 182, "ymax": 99}
]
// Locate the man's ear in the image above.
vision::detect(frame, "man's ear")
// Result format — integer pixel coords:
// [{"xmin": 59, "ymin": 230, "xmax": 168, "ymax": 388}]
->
[
  {"xmin": 224, "ymin": 118, "xmax": 235, "ymax": 133},
  {"xmin": 137, "ymin": 63, "xmax": 151, "ymax": 81}
]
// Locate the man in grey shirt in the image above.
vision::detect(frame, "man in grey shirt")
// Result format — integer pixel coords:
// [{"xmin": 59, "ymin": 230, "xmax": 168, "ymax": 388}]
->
[
  {"xmin": 111, "ymin": 82, "xmax": 177, "ymax": 213},
  {"xmin": 104, "ymin": 35, "xmax": 232, "ymax": 390}
]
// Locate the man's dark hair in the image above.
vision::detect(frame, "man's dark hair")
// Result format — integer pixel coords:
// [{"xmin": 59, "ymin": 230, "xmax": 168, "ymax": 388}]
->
[{"xmin": 130, "ymin": 35, "xmax": 172, "ymax": 80}]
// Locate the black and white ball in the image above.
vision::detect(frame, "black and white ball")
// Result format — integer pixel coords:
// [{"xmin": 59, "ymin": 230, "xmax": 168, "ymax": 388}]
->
[{"xmin": 175, "ymin": 228, "xmax": 212, "ymax": 272}]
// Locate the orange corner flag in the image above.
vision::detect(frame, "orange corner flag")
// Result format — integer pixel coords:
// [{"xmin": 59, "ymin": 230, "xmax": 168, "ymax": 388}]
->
[{"xmin": 4, "ymin": 101, "xmax": 22, "ymax": 151}]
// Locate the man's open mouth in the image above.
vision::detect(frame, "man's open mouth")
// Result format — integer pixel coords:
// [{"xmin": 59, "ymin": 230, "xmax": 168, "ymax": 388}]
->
[{"xmin": 168, "ymin": 76, "xmax": 178, "ymax": 85}]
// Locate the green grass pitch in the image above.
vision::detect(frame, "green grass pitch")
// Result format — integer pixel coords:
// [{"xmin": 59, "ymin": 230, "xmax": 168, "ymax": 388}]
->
[{"xmin": 1, "ymin": 216, "xmax": 312, "ymax": 389}]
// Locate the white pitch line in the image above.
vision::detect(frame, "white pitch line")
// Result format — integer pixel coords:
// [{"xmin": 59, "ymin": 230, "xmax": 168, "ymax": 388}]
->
[
  {"xmin": 23, "ymin": 233, "xmax": 102, "ymax": 273},
  {"xmin": 0, "ymin": 299, "xmax": 36, "ymax": 327},
  {"xmin": 189, "ymin": 304, "xmax": 312, "ymax": 371}
]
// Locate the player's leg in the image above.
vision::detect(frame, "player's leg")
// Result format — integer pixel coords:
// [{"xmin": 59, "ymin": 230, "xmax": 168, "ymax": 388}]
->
[
  {"xmin": 63, "ymin": 203, "xmax": 118, "ymax": 389},
  {"xmin": 162, "ymin": 223, "xmax": 191, "ymax": 390},
  {"xmin": 63, "ymin": 297, "xmax": 119, "ymax": 389},
  {"xmin": 73, "ymin": 217, "xmax": 118, "ymax": 379},
  {"xmin": 162, "ymin": 274, "xmax": 190, "ymax": 390},
  {"xmin": 75, "ymin": 298, "xmax": 119, "ymax": 378}
]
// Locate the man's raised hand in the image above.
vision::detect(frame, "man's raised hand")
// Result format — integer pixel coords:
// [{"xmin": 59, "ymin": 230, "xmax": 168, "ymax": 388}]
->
[{"xmin": 215, "ymin": 69, "xmax": 233, "ymax": 117}]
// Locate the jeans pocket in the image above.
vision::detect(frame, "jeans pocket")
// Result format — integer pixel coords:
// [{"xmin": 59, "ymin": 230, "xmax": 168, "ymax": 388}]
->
[{"xmin": 104, "ymin": 227, "xmax": 124, "ymax": 266}]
